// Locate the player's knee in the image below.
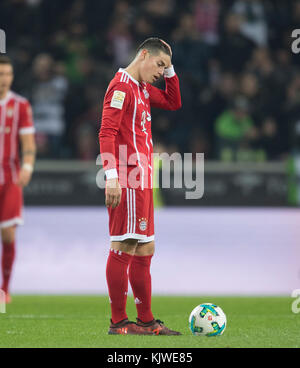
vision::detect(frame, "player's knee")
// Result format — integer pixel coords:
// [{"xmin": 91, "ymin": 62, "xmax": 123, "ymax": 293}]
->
[{"xmin": 1, "ymin": 226, "xmax": 16, "ymax": 244}]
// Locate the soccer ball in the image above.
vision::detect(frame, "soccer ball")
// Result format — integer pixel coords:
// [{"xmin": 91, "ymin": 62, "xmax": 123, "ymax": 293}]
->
[{"xmin": 189, "ymin": 303, "xmax": 227, "ymax": 336}]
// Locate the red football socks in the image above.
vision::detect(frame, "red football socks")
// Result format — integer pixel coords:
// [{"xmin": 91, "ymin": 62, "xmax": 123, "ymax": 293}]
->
[
  {"xmin": 106, "ymin": 248, "xmax": 133, "ymax": 324},
  {"xmin": 129, "ymin": 254, "xmax": 154, "ymax": 323},
  {"xmin": 1, "ymin": 241, "xmax": 16, "ymax": 293}
]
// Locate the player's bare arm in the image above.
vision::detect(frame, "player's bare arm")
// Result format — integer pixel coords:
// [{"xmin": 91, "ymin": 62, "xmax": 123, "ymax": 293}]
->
[{"xmin": 18, "ymin": 133, "xmax": 36, "ymax": 187}]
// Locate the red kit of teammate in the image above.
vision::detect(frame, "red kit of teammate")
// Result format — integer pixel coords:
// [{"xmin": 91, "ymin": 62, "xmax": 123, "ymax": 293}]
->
[
  {"xmin": 0, "ymin": 92, "xmax": 34, "ymax": 219},
  {"xmin": 0, "ymin": 56, "xmax": 35, "ymax": 303}
]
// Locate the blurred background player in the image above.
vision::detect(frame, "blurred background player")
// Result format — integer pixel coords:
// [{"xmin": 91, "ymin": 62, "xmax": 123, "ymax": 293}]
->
[
  {"xmin": 0, "ymin": 56, "xmax": 36, "ymax": 303},
  {"xmin": 99, "ymin": 38, "xmax": 182, "ymax": 335}
]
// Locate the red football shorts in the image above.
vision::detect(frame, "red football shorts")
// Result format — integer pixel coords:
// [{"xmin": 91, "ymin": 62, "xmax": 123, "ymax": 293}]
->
[
  {"xmin": 0, "ymin": 182, "xmax": 24, "ymax": 229},
  {"xmin": 108, "ymin": 188, "xmax": 154, "ymax": 243}
]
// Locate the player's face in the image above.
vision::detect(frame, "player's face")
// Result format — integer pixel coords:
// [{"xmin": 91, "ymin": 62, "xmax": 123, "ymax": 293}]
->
[
  {"xmin": 140, "ymin": 51, "xmax": 171, "ymax": 84},
  {"xmin": 0, "ymin": 64, "xmax": 13, "ymax": 96}
]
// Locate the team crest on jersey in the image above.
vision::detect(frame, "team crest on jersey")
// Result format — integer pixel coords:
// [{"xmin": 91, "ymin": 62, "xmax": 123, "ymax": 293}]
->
[
  {"xmin": 6, "ymin": 108, "xmax": 13, "ymax": 118},
  {"xmin": 138, "ymin": 218, "xmax": 148, "ymax": 231},
  {"xmin": 143, "ymin": 88, "xmax": 149, "ymax": 99}
]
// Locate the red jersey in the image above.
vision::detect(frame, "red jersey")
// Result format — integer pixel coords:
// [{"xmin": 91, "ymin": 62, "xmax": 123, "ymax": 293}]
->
[
  {"xmin": 0, "ymin": 91, "xmax": 35, "ymax": 185},
  {"xmin": 99, "ymin": 67, "xmax": 181, "ymax": 190}
]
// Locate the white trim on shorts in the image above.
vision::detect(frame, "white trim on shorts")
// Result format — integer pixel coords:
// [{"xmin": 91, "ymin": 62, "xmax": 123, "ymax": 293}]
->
[
  {"xmin": 138, "ymin": 235, "xmax": 155, "ymax": 243},
  {"xmin": 110, "ymin": 234, "xmax": 154, "ymax": 243},
  {"xmin": 0, "ymin": 217, "xmax": 24, "ymax": 229}
]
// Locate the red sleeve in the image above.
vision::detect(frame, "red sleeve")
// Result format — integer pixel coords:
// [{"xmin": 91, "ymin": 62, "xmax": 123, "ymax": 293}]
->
[
  {"xmin": 99, "ymin": 82, "xmax": 132, "ymax": 171},
  {"xmin": 18, "ymin": 100, "xmax": 35, "ymax": 135},
  {"xmin": 147, "ymin": 73, "xmax": 181, "ymax": 111}
]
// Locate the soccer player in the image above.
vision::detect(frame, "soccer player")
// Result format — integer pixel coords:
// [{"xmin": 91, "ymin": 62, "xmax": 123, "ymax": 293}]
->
[
  {"xmin": 0, "ymin": 56, "xmax": 36, "ymax": 303},
  {"xmin": 99, "ymin": 38, "xmax": 182, "ymax": 335}
]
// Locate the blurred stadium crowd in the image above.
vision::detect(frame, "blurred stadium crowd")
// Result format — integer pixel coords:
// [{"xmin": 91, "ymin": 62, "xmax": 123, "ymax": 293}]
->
[{"xmin": 1, "ymin": 0, "xmax": 300, "ymax": 161}]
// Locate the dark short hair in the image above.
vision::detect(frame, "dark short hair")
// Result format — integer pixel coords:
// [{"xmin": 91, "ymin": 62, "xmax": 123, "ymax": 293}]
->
[
  {"xmin": 137, "ymin": 37, "xmax": 171, "ymax": 57},
  {"xmin": 0, "ymin": 55, "xmax": 12, "ymax": 66}
]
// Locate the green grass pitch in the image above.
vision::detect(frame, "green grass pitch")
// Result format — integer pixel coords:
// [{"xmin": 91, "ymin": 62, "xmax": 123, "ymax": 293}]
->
[{"xmin": 0, "ymin": 295, "xmax": 298, "ymax": 348}]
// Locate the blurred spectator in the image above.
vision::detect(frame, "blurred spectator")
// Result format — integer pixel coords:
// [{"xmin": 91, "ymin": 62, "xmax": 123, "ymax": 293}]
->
[
  {"xmin": 107, "ymin": 19, "xmax": 133, "ymax": 67},
  {"xmin": 105, "ymin": 0, "xmax": 136, "ymax": 66},
  {"xmin": 239, "ymin": 72, "xmax": 263, "ymax": 123},
  {"xmin": 214, "ymin": 96, "xmax": 259, "ymax": 161},
  {"xmin": 200, "ymin": 72, "xmax": 238, "ymax": 156},
  {"xmin": 256, "ymin": 117, "xmax": 284, "ymax": 160},
  {"xmin": 231, "ymin": 0, "xmax": 268, "ymax": 46},
  {"xmin": 194, "ymin": 0, "xmax": 221, "ymax": 45},
  {"xmin": 0, "ymin": 0, "xmax": 296, "ymax": 161},
  {"xmin": 133, "ymin": 16, "xmax": 155, "ymax": 46},
  {"xmin": 74, "ymin": 108, "xmax": 99, "ymax": 160},
  {"xmin": 216, "ymin": 12, "xmax": 256, "ymax": 73},
  {"xmin": 250, "ymin": 47, "xmax": 286, "ymax": 121},
  {"xmin": 172, "ymin": 13, "xmax": 211, "ymax": 85},
  {"xmin": 190, "ymin": 129, "xmax": 211, "ymax": 160},
  {"xmin": 142, "ymin": 0, "xmax": 176, "ymax": 39},
  {"xmin": 113, "ymin": 0, "xmax": 134, "ymax": 24},
  {"xmin": 284, "ymin": 73, "xmax": 300, "ymax": 154},
  {"xmin": 291, "ymin": 0, "xmax": 300, "ymax": 24},
  {"xmin": 29, "ymin": 53, "xmax": 68, "ymax": 159}
]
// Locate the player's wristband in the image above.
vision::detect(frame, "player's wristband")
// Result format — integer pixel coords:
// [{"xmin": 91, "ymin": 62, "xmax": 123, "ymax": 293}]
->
[
  {"xmin": 22, "ymin": 163, "xmax": 34, "ymax": 173},
  {"xmin": 105, "ymin": 168, "xmax": 118, "ymax": 180},
  {"xmin": 164, "ymin": 65, "xmax": 176, "ymax": 78}
]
